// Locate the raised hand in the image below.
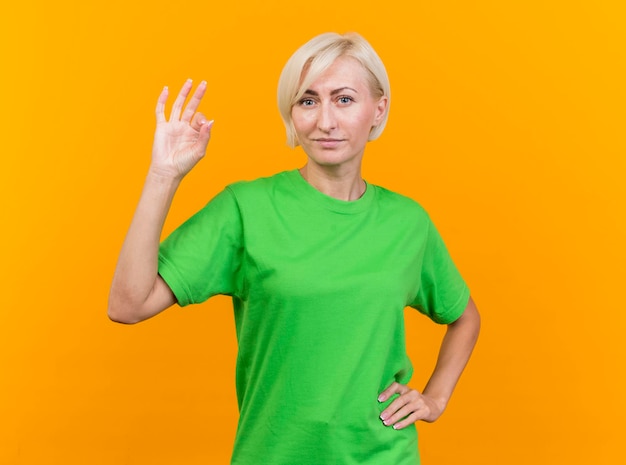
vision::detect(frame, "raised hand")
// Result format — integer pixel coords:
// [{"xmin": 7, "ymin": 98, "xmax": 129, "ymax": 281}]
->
[{"xmin": 151, "ymin": 79, "xmax": 213, "ymax": 180}]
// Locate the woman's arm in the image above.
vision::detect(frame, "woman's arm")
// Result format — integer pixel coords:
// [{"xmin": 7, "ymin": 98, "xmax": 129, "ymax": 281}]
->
[
  {"xmin": 108, "ymin": 80, "xmax": 213, "ymax": 324},
  {"xmin": 378, "ymin": 296, "xmax": 481, "ymax": 429}
]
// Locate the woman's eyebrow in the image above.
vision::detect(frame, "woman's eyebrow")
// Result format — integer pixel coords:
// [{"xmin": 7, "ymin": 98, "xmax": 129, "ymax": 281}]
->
[
  {"xmin": 331, "ymin": 87, "xmax": 358, "ymax": 95},
  {"xmin": 302, "ymin": 87, "xmax": 359, "ymax": 96}
]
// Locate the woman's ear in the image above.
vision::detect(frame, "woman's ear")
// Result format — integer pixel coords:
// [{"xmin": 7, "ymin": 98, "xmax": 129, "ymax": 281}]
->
[{"xmin": 373, "ymin": 96, "xmax": 388, "ymax": 126}]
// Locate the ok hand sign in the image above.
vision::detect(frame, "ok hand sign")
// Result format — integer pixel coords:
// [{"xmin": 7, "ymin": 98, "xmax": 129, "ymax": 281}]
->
[{"xmin": 151, "ymin": 79, "xmax": 213, "ymax": 180}]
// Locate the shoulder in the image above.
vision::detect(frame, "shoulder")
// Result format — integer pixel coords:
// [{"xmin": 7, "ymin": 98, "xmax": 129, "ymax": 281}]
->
[
  {"xmin": 226, "ymin": 170, "xmax": 293, "ymax": 197},
  {"xmin": 370, "ymin": 183, "xmax": 431, "ymax": 220},
  {"xmin": 222, "ymin": 171, "xmax": 298, "ymax": 217}
]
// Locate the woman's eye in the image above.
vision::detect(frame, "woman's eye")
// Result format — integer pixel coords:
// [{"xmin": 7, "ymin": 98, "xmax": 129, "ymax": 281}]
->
[
  {"xmin": 300, "ymin": 98, "xmax": 315, "ymax": 106},
  {"xmin": 338, "ymin": 96, "xmax": 353, "ymax": 104}
]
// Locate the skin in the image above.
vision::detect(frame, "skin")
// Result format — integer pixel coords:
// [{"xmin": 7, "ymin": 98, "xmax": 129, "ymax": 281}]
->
[
  {"xmin": 109, "ymin": 59, "xmax": 480, "ymax": 433},
  {"xmin": 291, "ymin": 56, "xmax": 387, "ymax": 201}
]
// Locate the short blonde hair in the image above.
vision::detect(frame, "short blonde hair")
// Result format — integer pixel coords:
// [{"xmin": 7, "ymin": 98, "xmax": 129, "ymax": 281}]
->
[{"xmin": 277, "ymin": 32, "xmax": 391, "ymax": 148}]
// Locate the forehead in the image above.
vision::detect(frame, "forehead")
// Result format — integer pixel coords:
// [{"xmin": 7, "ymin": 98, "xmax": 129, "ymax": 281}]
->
[{"xmin": 302, "ymin": 56, "xmax": 371, "ymax": 92}]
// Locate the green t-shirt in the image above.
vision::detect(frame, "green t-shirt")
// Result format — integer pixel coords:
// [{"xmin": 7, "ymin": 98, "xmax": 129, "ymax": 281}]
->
[{"xmin": 158, "ymin": 170, "xmax": 470, "ymax": 465}]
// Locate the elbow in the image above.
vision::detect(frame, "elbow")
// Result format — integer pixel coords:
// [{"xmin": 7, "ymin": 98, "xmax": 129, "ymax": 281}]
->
[
  {"xmin": 107, "ymin": 295, "xmax": 143, "ymax": 325},
  {"xmin": 107, "ymin": 306, "xmax": 140, "ymax": 325},
  {"xmin": 107, "ymin": 276, "xmax": 173, "ymax": 324},
  {"xmin": 108, "ymin": 312, "xmax": 141, "ymax": 325}
]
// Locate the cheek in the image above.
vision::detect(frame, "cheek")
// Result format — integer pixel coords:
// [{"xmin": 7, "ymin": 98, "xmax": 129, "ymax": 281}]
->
[
  {"xmin": 292, "ymin": 111, "xmax": 315, "ymax": 133},
  {"xmin": 354, "ymin": 111, "xmax": 377, "ymax": 136}
]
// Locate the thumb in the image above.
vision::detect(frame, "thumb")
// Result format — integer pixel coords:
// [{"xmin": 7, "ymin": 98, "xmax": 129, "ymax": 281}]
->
[
  {"xmin": 195, "ymin": 119, "xmax": 214, "ymax": 153},
  {"xmin": 190, "ymin": 112, "xmax": 209, "ymax": 131}
]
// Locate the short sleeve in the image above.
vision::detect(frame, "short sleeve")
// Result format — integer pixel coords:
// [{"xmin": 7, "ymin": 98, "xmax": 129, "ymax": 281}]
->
[
  {"xmin": 410, "ymin": 219, "xmax": 470, "ymax": 324},
  {"xmin": 158, "ymin": 188, "xmax": 243, "ymax": 306}
]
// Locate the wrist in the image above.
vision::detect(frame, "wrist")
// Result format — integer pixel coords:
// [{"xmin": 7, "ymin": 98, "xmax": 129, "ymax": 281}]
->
[
  {"xmin": 422, "ymin": 389, "xmax": 449, "ymax": 415},
  {"xmin": 146, "ymin": 167, "xmax": 183, "ymax": 188}
]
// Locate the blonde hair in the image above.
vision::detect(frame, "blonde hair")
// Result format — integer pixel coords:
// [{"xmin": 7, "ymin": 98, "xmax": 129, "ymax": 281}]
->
[{"xmin": 277, "ymin": 32, "xmax": 391, "ymax": 148}]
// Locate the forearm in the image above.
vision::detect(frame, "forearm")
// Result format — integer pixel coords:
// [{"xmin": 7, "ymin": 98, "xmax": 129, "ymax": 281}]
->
[
  {"xmin": 422, "ymin": 297, "xmax": 481, "ymax": 413},
  {"xmin": 108, "ymin": 170, "xmax": 180, "ymax": 322}
]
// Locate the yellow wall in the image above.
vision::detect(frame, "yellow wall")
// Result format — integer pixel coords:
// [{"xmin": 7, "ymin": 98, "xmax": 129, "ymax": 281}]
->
[{"xmin": 1, "ymin": 1, "xmax": 624, "ymax": 463}]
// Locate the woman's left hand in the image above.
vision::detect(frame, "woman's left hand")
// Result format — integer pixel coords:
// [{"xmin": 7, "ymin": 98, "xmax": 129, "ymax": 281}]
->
[
  {"xmin": 377, "ymin": 382, "xmax": 445, "ymax": 429},
  {"xmin": 378, "ymin": 298, "xmax": 480, "ymax": 430}
]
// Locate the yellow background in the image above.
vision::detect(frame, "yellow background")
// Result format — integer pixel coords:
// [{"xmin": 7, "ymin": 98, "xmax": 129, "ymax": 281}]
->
[{"xmin": 1, "ymin": 0, "xmax": 624, "ymax": 463}]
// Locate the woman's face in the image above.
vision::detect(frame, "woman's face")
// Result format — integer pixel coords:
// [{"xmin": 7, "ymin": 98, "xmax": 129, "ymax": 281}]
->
[{"xmin": 291, "ymin": 56, "xmax": 387, "ymax": 172}]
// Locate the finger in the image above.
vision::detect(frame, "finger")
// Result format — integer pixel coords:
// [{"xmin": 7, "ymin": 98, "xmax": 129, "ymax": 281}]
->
[
  {"xmin": 382, "ymin": 398, "xmax": 424, "ymax": 427},
  {"xmin": 190, "ymin": 112, "xmax": 208, "ymax": 132},
  {"xmin": 378, "ymin": 382, "xmax": 408, "ymax": 402},
  {"xmin": 181, "ymin": 80, "xmax": 207, "ymax": 123},
  {"xmin": 170, "ymin": 78, "xmax": 194, "ymax": 121},
  {"xmin": 156, "ymin": 86, "xmax": 168, "ymax": 123},
  {"xmin": 391, "ymin": 411, "xmax": 423, "ymax": 430},
  {"xmin": 185, "ymin": 121, "xmax": 213, "ymax": 160},
  {"xmin": 192, "ymin": 120, "xmax": 214, "ymax": 155},
  {"xmin": 380, "ymin": 390, "xmax": 415, "ymax": 421}
]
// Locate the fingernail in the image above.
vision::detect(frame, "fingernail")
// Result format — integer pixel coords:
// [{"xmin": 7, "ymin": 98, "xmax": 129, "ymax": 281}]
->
[
  {"xmin": 377, "ymin": 396, "xmax": 384, "ymax": 402},
  {"xmin": 207, "ymin": 119, "xmax": 214, "ymax": 128},
  {"xmin": 379, "ymin": 414, "xmax": 386, "ymax": 421},
  {"xmin": 393, "ymin": 424, "xmax": 400, "ymax": 430}
]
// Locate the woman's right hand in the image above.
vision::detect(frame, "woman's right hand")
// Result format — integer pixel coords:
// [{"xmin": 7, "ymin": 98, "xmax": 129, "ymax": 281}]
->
[{"xmin": 151, "ymin": 79, "xmax": 213, "ymax": 180}]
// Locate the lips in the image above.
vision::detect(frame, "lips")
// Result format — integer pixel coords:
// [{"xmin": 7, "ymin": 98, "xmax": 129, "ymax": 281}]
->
[{"xmin": 314, "ymin": 138, "xmax": 344, "ymax": 148}]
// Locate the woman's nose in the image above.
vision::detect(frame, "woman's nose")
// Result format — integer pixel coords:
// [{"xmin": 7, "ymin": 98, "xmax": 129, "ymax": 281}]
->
[{"xmin": 317, "ymin": 103, "xmax": 337, "ymax": 132}]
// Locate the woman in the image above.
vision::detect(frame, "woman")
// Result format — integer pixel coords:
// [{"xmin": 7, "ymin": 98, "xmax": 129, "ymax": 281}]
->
[{"xmin": 109, "ymin": 32, "xmax": 480, "ymax": 465}]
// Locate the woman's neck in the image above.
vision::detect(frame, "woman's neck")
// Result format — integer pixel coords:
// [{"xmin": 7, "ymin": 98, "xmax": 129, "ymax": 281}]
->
[{"xmin": 299, "ymin": 163, "xmax": 366, "ymax": 201}]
